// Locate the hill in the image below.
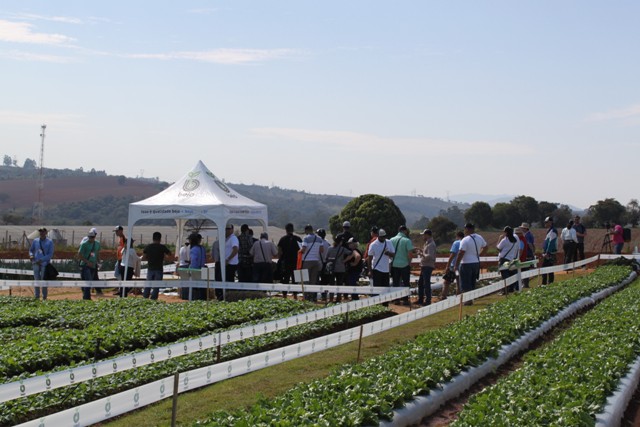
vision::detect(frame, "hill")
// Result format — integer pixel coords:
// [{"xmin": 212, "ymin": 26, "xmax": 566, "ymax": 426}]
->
[{"xmin": 0, "ymin": 166, "xmax": 463, "ymax": 228}]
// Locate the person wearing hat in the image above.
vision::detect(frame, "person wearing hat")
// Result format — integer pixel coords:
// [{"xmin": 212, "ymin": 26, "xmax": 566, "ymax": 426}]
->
[
  {"xmin": 454, "ymin": 223, "xmax": 487, "ymax": 301},
  {"xmin": 417, "ymin": 229, "xmax": 436, "ymax": 306},
  {"xmin": 28, "ymin": 227, "xmax": 54, "ymax": 300},
  {"xmin": 250, "ymin": 231, "xmax": 278, "ymax": 283},
  {"xmin": 390, "ymin": 225, "xmax": 416, "ymax": 304},
  {"xmin": 336, "ymin": 221, "xmax": 354, "ymax": 249},
  {"xmin": 178, "ymin": 239, "xmax": 191, "ymax": 269},
  {"xmin": 78, "ymin": 229, "xmax": 101, "ymax": 300},
  {"xmin": 541, "ymin": 216, "xmax": 558, "ymax": 285},
  {"xmin": 367, "ymin": 228, "xmax": 395, "ymax": 287}
]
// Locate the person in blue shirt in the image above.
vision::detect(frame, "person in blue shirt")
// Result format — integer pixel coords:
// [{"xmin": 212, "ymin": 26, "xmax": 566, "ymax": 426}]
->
[{"xmin": 29, "ymin": 228, "xmax": 54, "ymax": 300}]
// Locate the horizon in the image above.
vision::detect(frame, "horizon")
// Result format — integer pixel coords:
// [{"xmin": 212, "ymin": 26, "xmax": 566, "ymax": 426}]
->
[{"xmin": 1, "ymin": 2, "xmax": 639, "ymax": 209}]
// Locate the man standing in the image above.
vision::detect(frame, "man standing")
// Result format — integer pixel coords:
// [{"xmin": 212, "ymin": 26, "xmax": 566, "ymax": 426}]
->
[
  {"xmin": 454, "ymin": 223, "xmax": 487, "ymax": 300},
  {"xmin": 277, "ymin": 223, "xmax": 302, "ymax": 298},
  {"xmin": 390, "ymin": 225, "xmax": 415, "ymax": 304},
  {"xmin": 367, "ymin": 229, "xmax": 395, "ymax": 287},
  {"xmin": 237, "ymin": 224, "xmax": 254, "ymax": 282},
  {"xmin": 336, "ymin": 221, "xmax": 354, "ymax": 249},
  {"xmin": 142, "ymin": 231, "xmax": 171, "ymax": 300},
  {"xmin": 611, "ymin": 222, "xmax": 624, "ymax": 254},
  {"xmin": 520, "ymin": 222, "xmax": 535, "ymax": 288},
  {"xmin": 224, "ymin": 224, "xmax": 240, "ymax": 282},
  {"xmin": 78, "ymin": 229, "xmax": 101, "ymax": 300},
  {"xmin": 29, "ymin": 227, "xmax": 54, "ymax": 300},
  {"xmin": 300, "ymin": 225, "xmax": 325, "ymax": 301},
  {"xmin": 417, "ymin": 229, "xmax": 436, "ymax": 306},
  {"xmin": 443, "ymin": 231, "xmax": 464, "ymax": 296},
  {"xmin": 250, "ymin": 232, "xmax": 278, "ymax": 283},
  {"xmin": 573, "ymin": 216, "xmax": 587, "ymax": 261},
  {"xmin": 541, "ymin": 216, "xmax": 558, "ymax": 285}
]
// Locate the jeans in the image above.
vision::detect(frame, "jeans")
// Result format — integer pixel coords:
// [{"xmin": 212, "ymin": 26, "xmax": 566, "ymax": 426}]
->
[
  {"xmin": 81, "ymin": 266, "xmax": 95, "ymax": 300},
  {"xmin": 417, "ymin": 266, "xmax": 433, "ymax": 305},
  {"xmin": 499, "ymin": 261, "xmax": 517, "ymax": 292},
  {"xmin": 614, "ymin": 243, "xmax": 624, "ymax": 254},
  {"xmin": 576, "ymin": 242, "xmax": 585, "ymax": 261},
  {"xmin": 33, "ymin": 263, "xmax": 48, "ymax": 300},
  {"xmin": 144, "ymin": 269, "xmax": 163, "ymax": 300},
  {"xmin": 541, "ymin": 254, "xmax": 555, "ymax": 285},
  {"xmin": 459, "ymin": 263, "xmax": 480, "ymax": 293}
]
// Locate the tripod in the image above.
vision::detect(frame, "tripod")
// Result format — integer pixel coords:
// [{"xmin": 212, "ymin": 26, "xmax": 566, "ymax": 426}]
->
[{"xmin": 601, "ymin": 233, "xmax": 613, "ymax": 254}]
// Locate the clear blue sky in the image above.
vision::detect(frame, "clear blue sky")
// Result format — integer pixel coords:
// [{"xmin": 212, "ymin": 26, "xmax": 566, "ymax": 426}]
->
[{"xmin": 1, "ymin": 1, "xmax": 639, "ymax": 209}]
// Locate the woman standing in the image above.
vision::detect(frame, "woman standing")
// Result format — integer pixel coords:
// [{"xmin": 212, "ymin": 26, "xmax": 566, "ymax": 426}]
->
[{"xmin": 497, "ymin": 226, "xmax": 520, "ymax": 293}]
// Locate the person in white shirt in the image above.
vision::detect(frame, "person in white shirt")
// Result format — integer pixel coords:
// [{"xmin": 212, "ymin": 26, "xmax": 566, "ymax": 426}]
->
[
  {"xmin": 497, "ymin": 226, "xmax": 520, "ymax": 292},
  {"xmin": 300, "ymin": 225, "xmax": 325, "ymax": 301},
  {"xmin": 367, "ymin": 229, "xmax": 395, "ymax": 287},
  {"xmin": 224, "ymin": 225, "xmax": 240, "ymax": 283},
  {"xmin": 560, "ymin": 220, "xmax": 578, "ymax": 265},
  {"xmin": 454, "ymin": 223, "xmax": 487, "ymax": 299}
]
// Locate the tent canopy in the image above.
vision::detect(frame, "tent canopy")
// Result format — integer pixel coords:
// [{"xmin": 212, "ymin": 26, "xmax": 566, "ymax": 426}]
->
[{"xmin": 125, "ymin": 161, "xmax": 268, "ymax": 281}]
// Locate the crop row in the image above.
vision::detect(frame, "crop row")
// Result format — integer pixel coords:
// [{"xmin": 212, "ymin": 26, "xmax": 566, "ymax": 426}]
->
[
  {"xmin": 453, "ymin": 279, "xmax": 640, "ymax": 426},
  {"xmin": 0, "ymin": 304, "xmax": 390, "ymax": 426},
  {"xmin": 0, "ymin": 297, "xmax": 313, "ymax": 378},
  {"xmin": 195, "ymin": 266, "xmax": 631, "ymax": 426}
]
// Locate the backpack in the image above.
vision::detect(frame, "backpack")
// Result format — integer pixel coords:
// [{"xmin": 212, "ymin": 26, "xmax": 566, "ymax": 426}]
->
[{"xmin": 623, "ymin": 228, "xmax": 632, "ymax": 243}]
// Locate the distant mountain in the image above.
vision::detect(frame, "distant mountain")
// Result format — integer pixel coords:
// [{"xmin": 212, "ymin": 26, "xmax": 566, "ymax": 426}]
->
[{"xmin": 449, "ymin": 193, "xmax": 514, "ymax": 206}]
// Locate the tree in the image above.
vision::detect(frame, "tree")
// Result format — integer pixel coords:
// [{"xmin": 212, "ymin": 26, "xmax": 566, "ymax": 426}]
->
[
  {"xmin": 427, "ymin": 215, "xmax": 457, "ymax": 244},
  {"xmin": 117, "ymin": 175, "xmax": 126, "ymax": 186},
  {"xmin": 538, "ymin": 201, "xmax": 558, "ymax": 224},
  {"xmin": 439, "ymin": 205, "xmax": 465, "ymax": 227},
  {"xmin": 492, "ymin": 203, "xmax": 521, "ymax": 228},
  {"xmin": 329, "ymin": 194, "xmax": 406, "ymax": 244},
  {"xmin": 3, "ymin": 155, "xmax": 11, "ymax": 167},
  {"xmin": 626, "ymin": 199, "xmax": 640, "ymax": 227},
  {"xmin": 588, "ymin": 198, "xmax": 626, "ymax": 227},
  {"xmin": 464, "ymin": 201, "xmax": 492, "ymax": 229},
  {"xmin": 511, "ymin": 195, "xmax": 539, "ymax": 224},
  {"xmin": 412, "ymin": 214, "xmax": 430, "ymax": 230},
  {"xmin": 554, "ymin": 204, "xmax": 574, "ymax": 227},
  {"xmin": 23, "ymin": 158, "xmax": 37, "ymax": 169}
]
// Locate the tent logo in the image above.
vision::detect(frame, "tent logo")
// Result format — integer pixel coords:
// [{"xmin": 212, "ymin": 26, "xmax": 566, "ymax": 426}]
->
[
  {"xmin": 183, "ymin": 171, "xmax": 201, "ymax": 192},
  {"xmin": 207, "ymin": 171, "xmax": 231, "ymax": 193}
]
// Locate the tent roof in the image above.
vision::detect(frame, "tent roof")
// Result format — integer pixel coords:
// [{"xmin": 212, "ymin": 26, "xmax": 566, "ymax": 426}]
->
[{"xmin": 128, "ymin": 160, "xmax": 267, "ymax": 224}]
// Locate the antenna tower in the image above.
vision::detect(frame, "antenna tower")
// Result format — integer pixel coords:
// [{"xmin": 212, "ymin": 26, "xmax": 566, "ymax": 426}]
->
[{"xmin": 32, "ymin": 124, "xmax": 46, "ymax": 223}]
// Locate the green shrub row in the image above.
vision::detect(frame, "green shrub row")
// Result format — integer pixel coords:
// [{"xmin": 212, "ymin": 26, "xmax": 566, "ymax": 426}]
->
[
  {"xmin": 195, "ymin": 266, "xmax": 631, "ymax": 426},
  {"xmin": 0, "ymin": 304, "xmax": 390, "ymax": 426},
  {"xmin": 453, "ymin": 279, "xmax": 640, "ymax": 426}
]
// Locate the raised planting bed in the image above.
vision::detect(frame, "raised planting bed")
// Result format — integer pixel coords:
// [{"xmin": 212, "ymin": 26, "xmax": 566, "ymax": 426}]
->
[
  {"xmin": 194, "ymin": 266, "xmax": 632, "ymax": 426},
  {"xmin": 453, "ymin": 279, "xmax": 640, "ymax": 426}
]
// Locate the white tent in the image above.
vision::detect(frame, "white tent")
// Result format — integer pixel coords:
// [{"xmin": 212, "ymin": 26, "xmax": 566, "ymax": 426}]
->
[{"xmin": 125, "ymin": 160, "xmax": 268, "ymax": 285}]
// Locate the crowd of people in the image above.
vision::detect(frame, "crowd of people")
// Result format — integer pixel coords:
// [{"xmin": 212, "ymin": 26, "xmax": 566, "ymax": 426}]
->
[{"xmin": 29, "ymin": 213, "xmax": 627, "ymax": 304}]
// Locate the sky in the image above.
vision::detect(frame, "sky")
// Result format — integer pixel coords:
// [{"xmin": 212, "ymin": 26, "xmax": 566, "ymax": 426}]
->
[{"xmin": 1, "ymin": 1, "xmax": 639, "ymax": 210}]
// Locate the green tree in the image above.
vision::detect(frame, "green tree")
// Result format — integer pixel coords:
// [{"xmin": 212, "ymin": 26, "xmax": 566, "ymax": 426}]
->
[
  {"xmin": 3, "ymin": 155, "xmax": 11, "ymax": 167},
  {"xmin": 439, "ymin": 205, "xmax": 465, "ymax": 227},
  {"xmin": 626, "ymin": 199, "xmax": 640, "ymax": 227},
  {"xmin": 588, "ymin": 198, "xmax": 626, "ymax": 227},
  {"xmin": 538, "ymin": 201, "xmax": 558, "ymax": 223},
  {"xmin": 554, "ymin": 204, "xmax": 574, "ymax": 227},
  {"xmin": 23, "ymin": 158, "xmax": 37, "ymax": 169},
  {"xmin": 412, "ymin": 215, "xmax": 430, "ymax": 230},
  {"xmin": 511, "ymin": 195, "xmax": 539, "ymax": 224},
  {"xmin": 329, "ymin": 194, "xmax": 406, "ymax": 244},
  {"xmin": 464, "ymin": 201, "xmax": 492, "ymax": 229},
  {"xmin": 117, "ymin": 175, "xmax": 126, "ymax": 186},
  {"xmin": 427, "ymin": 215, "xmax": 457, "ymax": 244},
  {"xmin": 492, "ymin": 203, "xmax": 521, "ymax": 228}
]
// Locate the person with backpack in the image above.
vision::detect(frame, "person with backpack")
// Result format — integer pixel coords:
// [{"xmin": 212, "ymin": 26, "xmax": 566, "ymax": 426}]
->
[
  {"xmin": 346, "ymin": 237, "xmax": 364, "ymax": 300},
  {"xmin": 29, "ymin": 227, "xmax": 54, "ymax": 300},
  {"xmin": 325, "ymin": 235, "xmax": 353, "ymax": 302}
]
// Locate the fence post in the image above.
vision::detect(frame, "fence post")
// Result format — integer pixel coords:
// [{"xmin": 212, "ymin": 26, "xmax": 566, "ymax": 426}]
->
[
  {"xmin": 356, "ymin": 325, "xmax": 364, "ymax": 363},
  {"xmin": 171, "ymin": 372, "xmax": 180, "ymax": 427}
]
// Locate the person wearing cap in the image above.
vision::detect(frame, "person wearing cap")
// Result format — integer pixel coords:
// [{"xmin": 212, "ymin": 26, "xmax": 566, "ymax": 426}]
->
[
  {"xmin": 250, "ymin": 231, "xmax": 278, "ymax": 283},
  {"xmin": 29, "ymin": 227, "xmax": 54, "ymax": 300},
  {"xmin": 237, "ymin": 224, "xmax": 254, "ymax": 283},
  {"xmin": 142, "ymin": 232, "xmax": 172, "ymax": 300},
  {"xmin": 417, "ymin": 229, "xmax": 436, "ymax": 306},
  {"xmin": 454, "ymin": 223, "xmax": 487, "ymax": 300},
  {"xmin": 277, "ymin": 223, "xmax": 302, "ymax": 299},
  {"xmin": 178, "ymin": 240, "xmax": 190, "ymax": 269},
  {"xmin": 390, "ymin": 225, "xmax": 416, "ymax": 304},
  {"xmin": 367, "ymin": 228, "xmax": 395, "ymax": 287},
  {"xmin": 300, "ymin": 225, "xmax": 325, "ymax": 301},
  {"xmin": 346, "ymin": 237, "xmax": 364, "ymax": 300},
  {"xmin": 336, "ymin": 221, "xmax": 354, "ymax": 249},
  {"xmin": 573, "ymin": 215, "xmax": 587, "ymax": 261},
  {"xmin": 541, "ymin": 216, "xmax": 558, "ymax": 285},
  {"xmin": 78, "ymin": 229, "xmax": 101, "ymax": 300}
]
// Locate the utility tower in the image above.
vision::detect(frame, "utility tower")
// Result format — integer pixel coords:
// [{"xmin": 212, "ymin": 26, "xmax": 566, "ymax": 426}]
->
[{"xmin": 32, "ymin": 124, "xmax": 46, "ymax": 223}]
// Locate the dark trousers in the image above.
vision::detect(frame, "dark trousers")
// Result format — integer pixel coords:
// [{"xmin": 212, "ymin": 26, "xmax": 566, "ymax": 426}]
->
[
  {"xmin": 391, "ymin": 265, "xmax": 411, "ymax": 287},
  {"xmin": 576, "ymin": 242, "xmax": 585, "ymax": 261},
  {"xmin": 280, "ymin": 264, "xmax": 298, "ymax": 298},
  {"xmin": 459, "ymin": 263, "xmax": 480, "ymax": 293},
  {"xmin": 563, "ymin": 241, "xmax": 577, "ymax": 265},
  {"xmin": 499, "ymin": 263, "xmax": 517, "ymax": 292},
  {"xmin": 238, "ymin": 264, "xmax": 253, "ymax": 283},
  {"xmin": 81, "ymin": 266, "xmax": 95, "ymax": 300},
  {"xmin": 214, "ymin": 263, "xmax": 223, "ymax": 301},
  {"xmin": 417, "ymin": 266, "xmax": 433, "ymax": 305},
  {"xmin": 541, "ymin": 254, "xmax": 556, "ymax": 285},
  {"xmin": 252, "ymin": 262, "xmax": 273, "ymax": 283},
  {"xmin": 372, "ymin": 270, "xmax": 390, "ymax": 287}
]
